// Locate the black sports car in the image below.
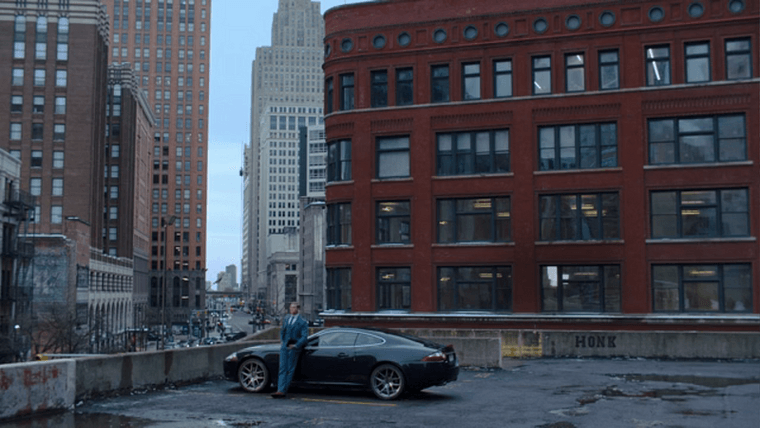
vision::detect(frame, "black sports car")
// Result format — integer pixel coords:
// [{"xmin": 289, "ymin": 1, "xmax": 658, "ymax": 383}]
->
[{"xmin": 223, "ymin": 327, "xmax": 459, "ymax": 400}]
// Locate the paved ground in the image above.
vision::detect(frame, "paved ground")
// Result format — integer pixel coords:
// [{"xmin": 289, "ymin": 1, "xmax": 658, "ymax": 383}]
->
[{"xmin": 2, "ymin": 358, "xmax": 758, "ymax": 428}]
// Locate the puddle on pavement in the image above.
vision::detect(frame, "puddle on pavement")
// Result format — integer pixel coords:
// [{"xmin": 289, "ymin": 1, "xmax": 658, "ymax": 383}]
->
[
  {"xmin": 575, "ymin": 374, "xmax": 760, "ymax": 406},
  {"xmin": 535, "ymin": 422, "xmax": 576, "ymax": 428},
  {"xmin": 613, "ymin": 374, "xmax": 760, "ymax": 388},
  {"xmin": 0, "ymin": 412, "xmax": 153, "ymax": 428}
]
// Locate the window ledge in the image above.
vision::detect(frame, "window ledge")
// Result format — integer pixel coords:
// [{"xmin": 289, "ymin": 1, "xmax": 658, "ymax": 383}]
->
[
  {"xmin": 371, "ymin": 244, "xmax": 414, "ymax": 249},
  {"xmin": 644, "ymin": 161, "xmax": 753, "ymax": 170},
  {"xmin": 325, "ymin": 180, "xmax": 354, "ymax": 187},
  {"xmin": 646, "ymin": 237, "xmax": 756, "ymax": 244},
  {"xmin": 535, "ymin": 240, "xmax": 624, "ymax": 245},
  {"xmin": 432, "ymin": 173, "xmax": 514, "ymax": 180},
  {"xmin": 432, "ymin": 242, "xmax": 514, "ymax": 247},
  {"xmin": 371, "ymin": 177, "xmax": 413, "ymax": 184},
  {"xmin": 326, "ymin": 245, "xmax": 355, "ymax": 250},
  {"xmin": 534, "ymin": 167, "xmax": 622, "ymax": 176}
]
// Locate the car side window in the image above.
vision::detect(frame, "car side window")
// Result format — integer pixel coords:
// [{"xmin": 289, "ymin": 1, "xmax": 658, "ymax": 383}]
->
[
  {"xmin": 317, "ymin": 332, "xmax": 358, "ymax": 347},
  {"xmin": 355, "ymin": 333, "xmax": 384, "ymax": 346}
]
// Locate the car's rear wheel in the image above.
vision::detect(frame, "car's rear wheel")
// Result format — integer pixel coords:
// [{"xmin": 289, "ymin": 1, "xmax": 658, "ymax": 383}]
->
[
  {"xmin": 370, "ymin": 364, "xmax": 405, "ymax": 400},
  {"xmin": 238, "ymin": 358, "xmax": 269, "ymax": 393}
]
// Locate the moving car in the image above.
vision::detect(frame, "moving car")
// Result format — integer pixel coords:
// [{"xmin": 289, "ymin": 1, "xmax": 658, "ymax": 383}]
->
[
  {"xmin": 223, "ymin": 327, "xmax": 458, "ymax": 400},
  {"xmin": 224, "ymin": 331, "xmax": 247, "ymax": 342}
]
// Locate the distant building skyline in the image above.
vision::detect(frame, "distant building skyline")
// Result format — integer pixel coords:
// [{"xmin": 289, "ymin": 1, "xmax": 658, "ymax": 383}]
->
[{"xmin": 242, "ymin": 0, "xmax": 325, "ymax": 307}]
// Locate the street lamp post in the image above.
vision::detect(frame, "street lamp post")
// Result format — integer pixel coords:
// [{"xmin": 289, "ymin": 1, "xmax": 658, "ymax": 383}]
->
[{"xmin": 160, "ymin": 215, "xmax": 177, "ymax": 350}]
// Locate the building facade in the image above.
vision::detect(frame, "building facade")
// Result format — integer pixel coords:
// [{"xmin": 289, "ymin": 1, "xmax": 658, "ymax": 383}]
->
[
  {"xmin": 243, "ymin": 0, "xmax": 324, "ymax": 312},
  {"xmin": 298, "ymin": 124, "xmax": 326, "ymax": 322},
  {"xmin": 101, "ymin": 0, "xmax": 211, "ymax": 332},
  {"xmin": 0, "ymin": 149, "xmax": 34, "ymax": 362},
  {"xmin": 322, "ymin": 0, "xmax": 759, "ymax": 332},
  {"xmin": 0, "ymin": 0, "xmax": 127, "ymax": 355}
]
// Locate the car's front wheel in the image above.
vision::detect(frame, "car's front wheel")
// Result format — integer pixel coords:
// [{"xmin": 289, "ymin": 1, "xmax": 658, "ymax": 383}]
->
[
  {"xmin": 238, "ymin": 358, "xmax": 269, "ymax": 393},
  {"xmin": 370, "ymin": 364, "xmax": 405, "ymax": 400}
]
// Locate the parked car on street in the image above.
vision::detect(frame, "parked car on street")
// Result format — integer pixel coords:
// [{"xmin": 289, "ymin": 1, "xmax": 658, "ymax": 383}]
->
[
  {"xmin": 224, "ymin": 331, "xmax": 247, "ymax": 342},
  {"xmin": 223, "ymin": 327, "xmax": 458, "ymax": 400}
]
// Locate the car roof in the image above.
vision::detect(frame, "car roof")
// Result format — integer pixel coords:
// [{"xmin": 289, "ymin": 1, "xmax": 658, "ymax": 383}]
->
[{"xmin": 319, "ymin": 327, "xmax": 443, "ymax": 349}]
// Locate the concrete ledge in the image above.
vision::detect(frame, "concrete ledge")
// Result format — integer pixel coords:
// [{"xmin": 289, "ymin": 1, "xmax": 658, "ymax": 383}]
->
[
  {"xmin": 422, "ymin": 337, "xmax": 502, "ymax": 367},
  {"xmin": 0, "ymin": 360, "xmax": 76, "ymax": 420},
  {"xmin": 543, "ymin": 331, "xmax": 760, "ymax": 359}
]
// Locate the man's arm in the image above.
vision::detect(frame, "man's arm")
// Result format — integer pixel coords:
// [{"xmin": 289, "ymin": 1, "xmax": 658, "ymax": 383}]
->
[{"xmin": 294, "ymin": 320, "xmax": 309, "ymax": 349}]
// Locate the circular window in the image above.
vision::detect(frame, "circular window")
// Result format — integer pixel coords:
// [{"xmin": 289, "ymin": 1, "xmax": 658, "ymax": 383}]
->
[
  {"xmin": 648, "ymin": 6, "xmax": 664, "ymax": 22},
  {"xmin": 398, "ymin": 32, "xmax": 411, "ymax": 47},
  {"xmin": 433, "ymin": 28, "xmax": 447, "ymax": 43},
  {"xmin": 688, "ymin": 2, "xmax": 704, "ymax": 18},
  {"xmin": 463, "ymin": 25, "xmax": 478, "ymax": 40},
  {"xmin": 324, "ymin": 43, "xmax": 331, "ymax": 58},
  {"xmin": 728, "ymin": 0, "xmax": 745, "ymax": 13},
  {"xmin": 565, "ymin": 15, "xmax": 581, "ymax": 30},
  {"xmin": 494, "ymin": 22, "xmax": 509, "ymax": 37},
  {"xmin": 599, "ymin": 11, "xmax": 616, "ymax": 27},
  {"xmin": 340, "ymin": 38, "xmax": 353, "ymax": 53},
  {"xmin": 372, "ymin": 35, "xmax": 386, "ymax": 49},
  {"xmin": 533, "ymin": 18, "xmax": 548, "ymax": 34}
]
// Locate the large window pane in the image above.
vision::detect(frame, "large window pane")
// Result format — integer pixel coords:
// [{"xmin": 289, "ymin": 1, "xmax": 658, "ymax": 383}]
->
[
  {"xmin": 462, "ymin": 63, "xmax": 481, "ymax": 100},
  {"xmin": 565, "ymin": 53, "xmax": 585, "ymax": 92},
  {"xmin": 533, "ymin": 58, "xmax": 551, "ymax": 94},
  {"xmin": 437, "ymin": 129, "xmax": 510, "ymax": 176},
  {"xmin": 646, "ymin": 46, "xmax": 671, "ymax": 86},
  {"xmin": 653, "ymin": 265, "xmax": 680, "ymax": 311},
  {"xmin": 685, "ymin": 42, "xmax": 710, "ymax": 83},
  {"xmin": 396, "ymin": 68, "xmax": 413, "ymax": 106},
  {"xmin": 438, "ymin": 197, "xmax": 510, "ymax": 243},
  {"xmin": 370, "ymin": 70, "xmax": 388, "ymax": 108},
  {"xmin": 542, "ymin": 265, "xmax": 620, "ymax": 312},
  {"xmin": 725, "ymin": 38, "xmax": 751, "ymax": 80},
  {"xmin": 377, "ymin": 136, "xmax": 409, "ymax": 179},
  {"xmin": 431, "ymin": 65, "xmax": 450, "ymax": 103},
  {"xmin": 494, "ymin": 59, "xmax": 512, "ymax": 97},
  {"xmin": 599, "ymin": 50, "xmax": 619, "ymax": 90},
  {"xmin": 540, "ymin": 123, "xmax": 617, "ymax": 171},
  {"xmin": 377, "ymin": 267, "xmax": 411, "ymax": 310},
  {"xmin": 377, "ymin": 201, "xmax": 410, "ymax": 244},
  {"xmin": 438, "ymin": 266, "xmax": 511, "ymax": 311}
]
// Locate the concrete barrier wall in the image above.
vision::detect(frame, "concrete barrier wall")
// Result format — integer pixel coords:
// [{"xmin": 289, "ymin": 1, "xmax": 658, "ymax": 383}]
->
[
  {"xmin": 0, "ymin": 360, "xmax": 76, "ymax": 420},
  {"xmin": 74, "ymin": 341, "xmax": 273, "ymax": 399},
  {"xmin": 398, "ymin": 329, "xmax": 760, "ymax": 361},
  {"xmin": 542, "ymin": 331, "xmax": 760, "ymax": 359}
]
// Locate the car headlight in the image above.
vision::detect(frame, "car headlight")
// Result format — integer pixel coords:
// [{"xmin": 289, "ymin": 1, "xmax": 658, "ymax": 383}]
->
[
  {"xmin": 224, "ymin": 352, "xmax": 238, "ymax": 363},
  {"xmin": 421, "ymin": 351, "xmax": 446, "ymax": 362}
]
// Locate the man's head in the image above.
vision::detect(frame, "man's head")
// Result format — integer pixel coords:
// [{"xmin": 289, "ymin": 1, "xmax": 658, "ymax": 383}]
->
[{"xmin": 289, "ymin": 302, "xmax": 300, "ymax": 315}]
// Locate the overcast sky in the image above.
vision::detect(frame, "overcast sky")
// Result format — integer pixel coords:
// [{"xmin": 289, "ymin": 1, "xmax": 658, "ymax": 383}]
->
[{"xmin": 206, "ymin": 0, "xmax": 369, "ymax": 284}]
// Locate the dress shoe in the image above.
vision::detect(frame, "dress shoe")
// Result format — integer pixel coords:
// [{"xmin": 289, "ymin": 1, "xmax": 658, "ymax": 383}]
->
[{"xmin": 271, "ymin": 392, "xmax": 287, "ymax": 398}]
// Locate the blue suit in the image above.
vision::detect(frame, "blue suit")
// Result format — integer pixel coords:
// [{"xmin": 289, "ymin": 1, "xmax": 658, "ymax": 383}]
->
[{"xmin": 277, "ymin": 314, "xmax": 309, "ymax": 393}]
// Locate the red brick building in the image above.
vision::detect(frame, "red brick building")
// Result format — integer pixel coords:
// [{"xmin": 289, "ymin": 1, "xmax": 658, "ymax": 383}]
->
[
  {"xmin": 322, "ymin": 0, "xmax": 758, "ymax": 334},
  {"xmin": 101, "ymin": 0, "xmax": 211, "ymax": 330}
]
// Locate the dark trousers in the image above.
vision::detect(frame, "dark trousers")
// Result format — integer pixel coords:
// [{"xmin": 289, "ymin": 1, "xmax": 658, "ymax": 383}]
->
[{"xmin": 277, "ymin": 347, "xmax": 299, "ymax": 393}]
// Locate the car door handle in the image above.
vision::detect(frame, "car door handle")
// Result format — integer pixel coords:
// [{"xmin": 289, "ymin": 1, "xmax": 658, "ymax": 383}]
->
[{"xmin": 337, "ymin": 352, "xmax": 349, "ymax": 358}]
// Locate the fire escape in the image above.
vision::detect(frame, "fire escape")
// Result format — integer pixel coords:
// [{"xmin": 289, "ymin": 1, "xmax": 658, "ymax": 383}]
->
[{"xmin": 0, "ymin": 187, "xmax": 36, "ymax": 363}]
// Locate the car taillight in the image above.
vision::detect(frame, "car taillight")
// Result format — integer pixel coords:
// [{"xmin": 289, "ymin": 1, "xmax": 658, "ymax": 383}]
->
[
  {"xmin": 422, "ymin": 351, "xmax": 446, "ymax": 362},
  {"xmin": 224, "ymin": 353, "xmax": 238, "ymax": 363}
]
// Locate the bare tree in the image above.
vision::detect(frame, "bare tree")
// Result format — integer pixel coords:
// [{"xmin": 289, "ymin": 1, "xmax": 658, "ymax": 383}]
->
[{"xmin": 32, "ymin": 304, "xmax": 89, "ymax": 355}]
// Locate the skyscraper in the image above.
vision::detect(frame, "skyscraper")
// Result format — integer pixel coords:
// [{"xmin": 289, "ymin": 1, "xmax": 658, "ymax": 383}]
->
[
  {"xmin": 101, "ymin": 0, "xmax": 211, "ymax": 330},
  {"xmin": 242, "ymin": 0, "xmax": 324, "ymax": 313}
]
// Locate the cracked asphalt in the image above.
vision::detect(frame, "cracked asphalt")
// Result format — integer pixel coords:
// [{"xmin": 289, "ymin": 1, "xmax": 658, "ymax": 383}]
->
[{"xmin": 2, "ymin": 358, "xmax": 757, "ymax": 428}]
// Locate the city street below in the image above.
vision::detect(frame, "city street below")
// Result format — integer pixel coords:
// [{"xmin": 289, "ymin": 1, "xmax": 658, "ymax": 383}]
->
[{"xmin": 1, "ymin": 358, "xmax": 756, "ymax": 428}]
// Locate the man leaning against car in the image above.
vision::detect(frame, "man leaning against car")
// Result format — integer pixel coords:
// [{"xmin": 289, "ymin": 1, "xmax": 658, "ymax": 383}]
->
[{"xmin": 271, "ymin": 302, "xmax": 309, "ymax": 398}]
